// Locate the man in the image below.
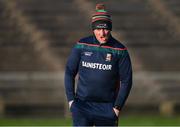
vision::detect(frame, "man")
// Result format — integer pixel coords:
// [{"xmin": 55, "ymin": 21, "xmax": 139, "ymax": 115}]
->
[{"xmin": 64, "ymin": 3, "xmax": 132, "ymax": 126}]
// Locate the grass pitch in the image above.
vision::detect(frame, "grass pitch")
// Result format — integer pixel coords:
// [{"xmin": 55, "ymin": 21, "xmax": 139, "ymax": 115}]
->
[{"xmin": 0, "ymin": 115, "xmax": 180, "ymax": 126}]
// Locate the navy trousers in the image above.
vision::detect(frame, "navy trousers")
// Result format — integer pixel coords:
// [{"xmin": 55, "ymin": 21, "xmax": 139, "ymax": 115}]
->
[{"xmin": 70, "ymin": 99, "xmax": 118, "ymax": 126}]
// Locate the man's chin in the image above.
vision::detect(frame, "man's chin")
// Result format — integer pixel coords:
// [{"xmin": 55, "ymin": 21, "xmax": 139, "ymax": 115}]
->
[{"xmin": 99, "ymin": 40, "xmax": 107, "ymax": 44}]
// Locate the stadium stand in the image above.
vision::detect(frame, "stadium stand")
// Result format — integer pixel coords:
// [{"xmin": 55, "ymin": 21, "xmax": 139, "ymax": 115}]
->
[
  {"xmin": 0, "ymin": 0, "xmax": 179, "ymax": 117},
  {"xmin": 0, "ymin": 0, "xmax": 89, "ymax": 117}
]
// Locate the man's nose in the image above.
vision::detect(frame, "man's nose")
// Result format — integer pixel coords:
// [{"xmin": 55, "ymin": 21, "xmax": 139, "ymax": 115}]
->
[{"xmin": 100, "ymin": 29, "xmax": 105, "ymax": 36}]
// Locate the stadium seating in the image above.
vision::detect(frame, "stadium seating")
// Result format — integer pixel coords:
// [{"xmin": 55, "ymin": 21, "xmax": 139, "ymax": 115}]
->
[
  {"xmin": 0, "ymin": 0, "xmax": 179, "ymax": 117},
  {"xmin": 0, "ymin": 0, "xmax": 86, "ymax": 117}
]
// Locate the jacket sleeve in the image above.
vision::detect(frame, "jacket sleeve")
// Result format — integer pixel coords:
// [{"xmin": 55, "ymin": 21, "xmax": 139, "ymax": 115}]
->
[
  {"xmin": 64, "ymin": 44, "xmax": 81, "ymax": 101},
  {"xmin": 114, "ymin": 50, "xmax": 132, "ymax": 110}
]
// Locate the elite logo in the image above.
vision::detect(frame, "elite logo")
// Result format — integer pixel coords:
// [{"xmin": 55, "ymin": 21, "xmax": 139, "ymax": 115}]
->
[{"xmin": 84, "ymin": 52, "xmax": 93, "ymax": 56}]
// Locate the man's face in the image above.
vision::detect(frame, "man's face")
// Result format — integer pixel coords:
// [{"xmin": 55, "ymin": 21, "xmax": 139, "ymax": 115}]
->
[{"xmin": 93, "ymin": 29, "xmax": 111, "ymax": 44}]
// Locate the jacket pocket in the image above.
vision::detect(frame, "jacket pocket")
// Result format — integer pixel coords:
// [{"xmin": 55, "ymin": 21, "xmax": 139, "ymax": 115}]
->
[
  {"xmin": 112, "ymin": 108, "xmax": 118, "ymax": 119},
  {"xmin": 70, "ymin": 101, "xmax": 75, "ymax": 112}
]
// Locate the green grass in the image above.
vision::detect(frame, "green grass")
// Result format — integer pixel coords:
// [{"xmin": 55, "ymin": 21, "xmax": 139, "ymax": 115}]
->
[
  {"xmin": 0, "ymin": 115, "xmax": 180, "ymax": 126},
  {"xmin": 0, "ymin": 118, "xmax": 72, "ymax": 126},
  {"xmin": 120, "ymin": 115, "xmax": 180, "ymax": 126}
]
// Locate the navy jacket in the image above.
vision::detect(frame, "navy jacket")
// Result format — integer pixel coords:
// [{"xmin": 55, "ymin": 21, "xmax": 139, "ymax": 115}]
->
[{"xmin": 65, "ymin": 35, "xmax": 132, "ymax": 109}]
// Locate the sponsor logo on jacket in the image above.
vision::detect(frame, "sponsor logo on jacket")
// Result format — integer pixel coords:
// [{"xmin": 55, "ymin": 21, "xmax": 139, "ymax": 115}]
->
[{"xmin": 82, "ymin": 61, "xmax": 112, "ymax": 70}]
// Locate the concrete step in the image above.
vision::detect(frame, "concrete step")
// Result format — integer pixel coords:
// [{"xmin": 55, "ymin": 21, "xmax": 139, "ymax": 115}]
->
[
  {"xmin": 163, "ymin": 0, "xmax": 180, "ymax": 16},
  {"xmin": 133, "ymin": 46, "xmax": 180, "ymax": 71},
  {"xmin": 129, "ymin": 71, "xmax": 180, "ymax": 105},
  {"xmin": 0, "ymin": 47, "xmax": 52, "ymax": 71},
  {"xmin": 16, "ymin": 0, "xmax": 78, "ymax": 14},
  {"xmin": 0, "ymin": 72, "xmax": 64, "ymax": 105}
]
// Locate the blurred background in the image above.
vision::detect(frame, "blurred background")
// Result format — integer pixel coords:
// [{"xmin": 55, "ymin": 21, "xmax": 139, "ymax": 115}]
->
[{"xmin": 0, "ymin": 0, "xmax": 180, "ymax": 125}]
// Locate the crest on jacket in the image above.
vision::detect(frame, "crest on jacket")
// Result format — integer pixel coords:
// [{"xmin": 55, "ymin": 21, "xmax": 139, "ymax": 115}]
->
[{"xmin": 106, "ymin": 53, "xmax": 112, "ymax": 61}]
